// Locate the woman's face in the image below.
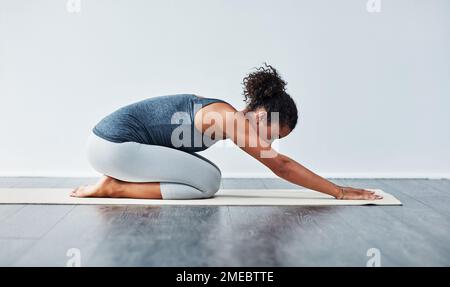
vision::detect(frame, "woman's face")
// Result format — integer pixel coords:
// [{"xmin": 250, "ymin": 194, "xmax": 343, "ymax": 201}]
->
[{"xmin": 248, "ymin": 108, "xmax": 292, "ymax": 143}]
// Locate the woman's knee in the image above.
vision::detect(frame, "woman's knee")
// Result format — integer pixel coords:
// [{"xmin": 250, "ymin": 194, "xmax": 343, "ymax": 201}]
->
[
  {"xmin": 160, "ymin": 182, "xmax": 218, "ymax": 200},
  {"xmin": 201, "ymin": 174, "xmax": 221, "ymax": 198}
]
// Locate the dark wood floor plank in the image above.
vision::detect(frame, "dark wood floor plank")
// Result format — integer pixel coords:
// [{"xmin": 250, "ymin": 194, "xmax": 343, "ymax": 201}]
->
[
  {"xmin": 261, "ymin": 178, "xmax": 299, "ymax": 189},
  {"xmin": 387, "ymin": 179, "xmax": 444, "ymax": 197},
  {"xmin": 0, "ymin": 177, "xmax": 25, "ymax": 188},
  {"xmin": 381, "ymin": 179, "xmax": 450, "ymax": 220},
  {"xmin": 427, "ymin": 179, "xmax": 450, "ymax": 194},
  {"xmin": 227, "ymin": 205, "xmax": 388, "ymax": 266},
  {"xmin": 0, "ymin": 205, "xmax": 74, "ymax": 239},
  {"xmin": 0, "ymin": 239, "xmax": 37, "ymax": 266},
  {"xmin": 12, "ymin": 177, "xmax": 66, "ymax": 188},
  {"xmin": 0, "ymin": 205, "xmax": 25, "ymax": 221},
  {"xmin": 87, "ymin": 206, "xmax": 233, "ymax": 266},
  {"xmin": 338, "ymin": 179, "xmax": 450, "ymax": 266},
  {"xmin": 13, "ymin": 205, "xmax": 127, "ymax": 266},
  {"xmin": 222, "ymin": 178, "xmax": 265, "ymax": 189},
  {"xmin": 407, "ymin": 179, "xmax": 450, "ymax": 197},
  {"xmin": 58, "ymin": 177, "xmax": 100, "ymax": 188},
  {"xmin": 262, "ymin": 178, "xmax": 342, "ymax": 190}
]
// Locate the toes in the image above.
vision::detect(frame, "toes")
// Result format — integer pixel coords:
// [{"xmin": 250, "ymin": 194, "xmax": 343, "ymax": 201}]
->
[
  {"xmin": 71, "ymin": 190, "xmax": 81, "ymax": 197},
  {"xmin": 71, "ymin": 185, "xmax": 99, "ymax": 198},
  {"xmin": 70, "ymin": 187, "xmax": 79, "ymax": 197},
  {"xmin": 71, "ymin": 186, "xmax": 86, "ymax": 197}
]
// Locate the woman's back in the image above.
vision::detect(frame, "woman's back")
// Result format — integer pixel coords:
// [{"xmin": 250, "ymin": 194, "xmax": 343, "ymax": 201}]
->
[{"xmin": 92, "ymin": 94, "xmax": 228, "ymax": 152}]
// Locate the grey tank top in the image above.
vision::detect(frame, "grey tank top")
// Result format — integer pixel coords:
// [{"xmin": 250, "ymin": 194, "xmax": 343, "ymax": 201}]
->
[{"xmin": 92, "ymin": 94, "xmax": 228, "ymax": 153}]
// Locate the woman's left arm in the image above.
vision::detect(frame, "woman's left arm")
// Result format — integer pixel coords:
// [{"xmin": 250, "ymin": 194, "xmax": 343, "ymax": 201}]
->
[
  {"xmin": 273, "ymin": 153, "xmax": 382, "ymax": 200},
  {"xmin": 272, "ymin": 153, "xmax": 340, "ymax": 197},
  {"xmin": 217, "ymin": 104, "xmax": 382, "ymax": 200}
]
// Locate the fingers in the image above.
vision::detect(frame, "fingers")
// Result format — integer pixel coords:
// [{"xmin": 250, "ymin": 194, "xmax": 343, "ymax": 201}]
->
[
  {"xmin": 358, "ymin": 189, "xmax": 383, "ymax": 200},
  {"xmin": 364, "ymin": 191, "xmax": 383, "ymax": 200},
  {"xmin": 344, "ymin": 190, "xmax": 383, "ymax": 200},
  {"xmin": 368, "ymin": 190, "xmax": 383, "ymax": 200},
  {"xmin": 359, "ymin": 188, "xmax": 374, "ymax": 194},
  {"xmin": 337, "ymin": 187, "xmax": 384, "ymax": 200}
]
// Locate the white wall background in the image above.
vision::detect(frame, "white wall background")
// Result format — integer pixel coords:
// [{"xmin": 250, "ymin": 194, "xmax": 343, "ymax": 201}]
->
[{"xmin": 0, "ymin": 0, "xmax": 449, "ymax": 178}]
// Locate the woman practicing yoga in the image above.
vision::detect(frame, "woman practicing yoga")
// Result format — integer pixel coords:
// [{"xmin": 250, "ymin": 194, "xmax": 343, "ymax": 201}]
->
[{"xmin": 72, "ymin": 63, "xmax": 382, "ymax": 200}]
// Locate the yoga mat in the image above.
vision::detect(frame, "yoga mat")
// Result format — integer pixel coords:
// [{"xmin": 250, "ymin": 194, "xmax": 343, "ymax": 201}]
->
[{"xmin": 0, "ymin": 188, "xmax": 401, "ymax": 206}]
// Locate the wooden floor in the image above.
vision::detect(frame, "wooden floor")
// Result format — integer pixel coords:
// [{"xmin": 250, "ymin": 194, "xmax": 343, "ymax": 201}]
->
[{"xmin": 0, "ymin": 177, "xmax": 449, "ymax": 267}]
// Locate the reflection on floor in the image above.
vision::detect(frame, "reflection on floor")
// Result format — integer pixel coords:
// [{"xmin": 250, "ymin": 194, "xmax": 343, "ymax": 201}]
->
[{"xmin": 0, "ymin": 177, "xmax": 449, "ymax": 266}]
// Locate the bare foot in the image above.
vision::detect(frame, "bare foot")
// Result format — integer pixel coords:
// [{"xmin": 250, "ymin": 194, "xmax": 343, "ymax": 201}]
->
[{"xmin": 70, "ymin": 176, "xmax": 121, "ymax": 198}]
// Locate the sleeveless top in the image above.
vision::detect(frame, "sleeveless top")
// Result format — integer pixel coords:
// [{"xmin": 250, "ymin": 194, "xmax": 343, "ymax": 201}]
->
[{"xmin": 92, "ymin": 94, "xmax": 229, "ymax": 153}]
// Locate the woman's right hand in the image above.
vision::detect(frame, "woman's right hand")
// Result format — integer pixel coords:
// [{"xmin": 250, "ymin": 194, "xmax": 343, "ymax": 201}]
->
[{"xmin": 336, "ymin": 186, "xmax": 383, "ymax": 200}]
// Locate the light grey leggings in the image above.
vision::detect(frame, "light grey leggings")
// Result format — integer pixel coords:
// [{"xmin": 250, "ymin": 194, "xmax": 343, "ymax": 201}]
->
[{"xmin": 85, "ymin": 132, "xmax": 222, "ymax": 199}]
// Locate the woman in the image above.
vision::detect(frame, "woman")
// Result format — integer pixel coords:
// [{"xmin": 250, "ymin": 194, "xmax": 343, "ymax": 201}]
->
[{"xmin": 72, "ymin": 63, "xmax": 382, "ymax": 201}]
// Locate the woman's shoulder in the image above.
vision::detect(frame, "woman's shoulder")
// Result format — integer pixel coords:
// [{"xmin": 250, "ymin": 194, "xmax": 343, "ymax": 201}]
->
[{"xmin": 193, "ymin": 94, "xmax": 231, "ymax": 105}]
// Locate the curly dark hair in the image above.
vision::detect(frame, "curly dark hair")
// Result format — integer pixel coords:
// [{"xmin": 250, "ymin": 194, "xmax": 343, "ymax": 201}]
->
[{"xmin": 242, "ymin": 63, "xmax": 298, "ymax": 131}]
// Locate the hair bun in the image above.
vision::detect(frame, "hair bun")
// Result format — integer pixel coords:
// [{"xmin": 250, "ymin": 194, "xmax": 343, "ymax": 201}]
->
[{"xmin": 242, "ymin": 63, "xmax": 287, "ymax": 103}]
